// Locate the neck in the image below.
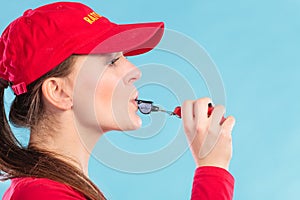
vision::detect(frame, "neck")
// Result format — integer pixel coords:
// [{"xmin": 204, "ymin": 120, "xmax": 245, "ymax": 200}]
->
[{"xmin": 29, "ymin": 114, "xmax": 103, "ymax": 177}]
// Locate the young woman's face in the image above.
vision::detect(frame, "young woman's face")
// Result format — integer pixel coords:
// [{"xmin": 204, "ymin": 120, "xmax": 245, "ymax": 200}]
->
[{"xmin": 71, "ymin": 53, "xmax": 142, "ymax": 133}]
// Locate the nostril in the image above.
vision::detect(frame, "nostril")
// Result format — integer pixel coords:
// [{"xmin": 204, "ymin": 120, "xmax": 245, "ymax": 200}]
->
[{"xmin": 129, "ymin": 72, "xmax": 141, "ymax": 84}]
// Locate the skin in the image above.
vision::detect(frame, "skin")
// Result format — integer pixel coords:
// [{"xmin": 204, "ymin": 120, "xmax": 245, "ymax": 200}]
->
[
  {"xmin": 30, "ymin": 52, "xmax": 235, "ymax": 176},
  {"xmin": 30, "ymin": 53, "xmax": 141, "ymax": 175},
  {"xmin": 182, "ymin": 98, "xmax": 235, "ymax": 170}
]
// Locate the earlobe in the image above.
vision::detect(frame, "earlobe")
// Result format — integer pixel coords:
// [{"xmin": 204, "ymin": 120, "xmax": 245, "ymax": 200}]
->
[{"xmin": 42, "ymin": 78, "xmax": 73, "ymax": 111}]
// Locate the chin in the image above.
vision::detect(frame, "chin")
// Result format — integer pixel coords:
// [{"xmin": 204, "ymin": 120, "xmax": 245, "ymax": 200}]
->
[
  {"xmin": 131, "ymin": 113, "xmax": 142, "ymax": 129},
  {"xmin": 131, "ymin": 118, "xmax": 142, "ymax": 130},
  {"xmin": 122, "ymin": 116, "xmax": 142, "ymax": 131},
  {"xmin": 110, "ymin": 104, "xmax": 142, "ymax": 131},
  {"xmin": 118, "ymin": 114, "xmax": 142, "ymax": 131}
]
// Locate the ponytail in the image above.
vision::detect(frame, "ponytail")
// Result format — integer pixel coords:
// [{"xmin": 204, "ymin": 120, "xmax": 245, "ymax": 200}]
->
[{"xmin": 0, "ymin": 87, "xmax": 24, "ymax": 176}]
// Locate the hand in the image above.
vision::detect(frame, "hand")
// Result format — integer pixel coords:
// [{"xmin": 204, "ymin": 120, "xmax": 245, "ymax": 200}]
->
[{"xmin": 182, "ymin": 97, "xmax": 235, "ymax": 170}]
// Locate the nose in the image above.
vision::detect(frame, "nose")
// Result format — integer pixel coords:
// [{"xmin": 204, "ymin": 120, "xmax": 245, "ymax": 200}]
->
[{"xmin": 124, "ymin": 62, "xmax": 142, "ymax": 85}]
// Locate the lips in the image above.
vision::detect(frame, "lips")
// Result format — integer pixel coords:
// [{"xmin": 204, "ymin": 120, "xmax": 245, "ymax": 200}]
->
[
  {"xmin": 131, "ymin": 91, "xmax": 138, "ymax": 102},
  {"xmin": 131, "ymin": 99, "xmax": 138, "ymax": 107},
  {"xmin": 129, "ymin": 91, "xmax": 138, "ymax": 108},
  {"xmin": 133, "ymin": 91, "xmax": 138, "ymax": 101}
]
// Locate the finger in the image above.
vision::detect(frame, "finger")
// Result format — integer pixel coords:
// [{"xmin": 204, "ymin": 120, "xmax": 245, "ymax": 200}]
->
[
  {"xmin": 193, "ymin": 97, "xmax": 212, "ymax": 131},
  {"xmin": 199, "ymin": 105, "xmax": 225, "ymax": 159},
  {"xmin": 220, "ymin": 116, "xmax": 235, "ymax": 135},
  {"xmin": 182, "ymin": 100, "xmax": 194, "ymax": 134},
  {"xmin": 209, "ymin": 105, "xmax": 225, "ymax": 133}
]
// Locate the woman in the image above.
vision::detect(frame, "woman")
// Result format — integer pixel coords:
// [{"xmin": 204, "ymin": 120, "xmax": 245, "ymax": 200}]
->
[{"xmin": 0, "ymin": 2, "xmax": 236, "ymax": 200}]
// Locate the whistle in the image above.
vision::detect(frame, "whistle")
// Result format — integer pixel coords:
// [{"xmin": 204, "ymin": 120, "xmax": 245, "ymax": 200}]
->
[{"xmin": 136, "ymin": 99, "xmax": 226, "ymax": 124}]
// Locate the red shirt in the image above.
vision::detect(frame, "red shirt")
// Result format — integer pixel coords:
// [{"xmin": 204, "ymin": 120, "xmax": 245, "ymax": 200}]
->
[
  {"xmin": 191, "ymin": 166, "xmax": 235, "ymax": 200},
  {"xmin": 3, "ymin": 178, "xmax": 86, "ymax": 200},
  {"xmin": 3, "ymin": 166, "xmax": 234, "ymax": 199}
]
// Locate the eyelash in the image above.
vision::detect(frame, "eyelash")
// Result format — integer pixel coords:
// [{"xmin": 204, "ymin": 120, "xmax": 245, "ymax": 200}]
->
[{"xmin": 109, "ymin": 57, "xmax": 121, "ymax": 66}]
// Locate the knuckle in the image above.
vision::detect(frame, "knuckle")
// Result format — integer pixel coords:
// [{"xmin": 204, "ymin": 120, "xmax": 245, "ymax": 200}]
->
[
  {"xmin": 199, "ymin": 97, "xmax": 212, "ymax": 104},
  {"xmin": 195, "ymin": 124, "xmax": 207, "ymax": 134},
  {"xmin": 195, "ymin": 98, "xmax": 207, "ymax": 105},
  {"xmin": 194, "ymin": 97, "xmax": 213, "ymax": 108},
  {"xmin": 183, "ymin": 124, "xmax": 193, "ymax": 133},
  {"xmin": 200, "ymin": 97, "xmax": 212, "ymax": 102},
  {"xmin": 193, "ymin": 100, "xmax": 202, "ymax": 108},
  {"xmin": 220, "ymin": 129, "xmax": 232, "ymax": 141},
  {"xmin": 182, "ymin": 100, "xmax": 193, "ymax": 107}
]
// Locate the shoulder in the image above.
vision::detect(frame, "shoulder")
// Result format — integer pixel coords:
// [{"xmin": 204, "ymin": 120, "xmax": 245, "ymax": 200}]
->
[{"xmin": 3, "ymin": 177, "xmax": 86, "ymax": 200}]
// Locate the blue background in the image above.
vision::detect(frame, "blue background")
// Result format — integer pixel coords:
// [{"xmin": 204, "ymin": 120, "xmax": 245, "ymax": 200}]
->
[{"xmin": 1, "ymin": 0, "xmax": 300, "ymax": 199}]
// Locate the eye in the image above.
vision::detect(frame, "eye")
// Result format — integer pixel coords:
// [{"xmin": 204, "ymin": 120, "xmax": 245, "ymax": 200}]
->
[{"xmin": 109, "ymin": 57, "xmax": 121, "ymax": 66}]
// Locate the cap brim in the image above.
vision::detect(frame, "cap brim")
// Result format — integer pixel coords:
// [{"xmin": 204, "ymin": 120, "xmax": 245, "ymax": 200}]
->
[{"xmin": 75, "ymin": 22, "xmax": 164, "ymax": 56}]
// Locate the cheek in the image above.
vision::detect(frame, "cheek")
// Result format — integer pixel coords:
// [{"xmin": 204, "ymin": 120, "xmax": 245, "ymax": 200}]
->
[
  {"xmin": 96, "ymin": 78, "xmax": 115, "ymax": 109},
  {"xmin": 72, "ymin": 60, "xmax": 111, "ymax": 130},
  {"xmin": 95, "ymin": 73, "xmax": 140, "ymax": 131},
  {"xmin": 72, "ymin": 76, "xmax": 100, "ymax": 130},
  {"xmin": 94, "ymin": 74, "xmax": 125, "ymax": 128}
]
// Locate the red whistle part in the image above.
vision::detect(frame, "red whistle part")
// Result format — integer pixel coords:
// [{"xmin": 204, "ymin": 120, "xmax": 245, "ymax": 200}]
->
[
  {"xmin": 173, "ymin": 106, "xmax": 181, "ymax": 118},
  {"xmin": 173, "ymin": 105, "xmax": 226, "ymax": 125}
]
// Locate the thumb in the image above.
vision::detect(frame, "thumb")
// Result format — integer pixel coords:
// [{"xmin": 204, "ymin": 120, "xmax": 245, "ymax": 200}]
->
[{"xmin": 221, "ymin": 116, "xmax": 236, "ymax": 135}]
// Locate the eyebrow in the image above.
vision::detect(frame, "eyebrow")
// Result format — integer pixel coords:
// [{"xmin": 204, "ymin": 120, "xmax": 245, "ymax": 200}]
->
[
  {"xmin": 103, "ymin": 52, "xmax": 122, "ymax": 60},
  {"xmin": 100, "ymin": 52, "xmax": 122, "ymax": 65},
  {"xmin": 108, "ymin": 52, "xmax": 122, "ymax": 56}
]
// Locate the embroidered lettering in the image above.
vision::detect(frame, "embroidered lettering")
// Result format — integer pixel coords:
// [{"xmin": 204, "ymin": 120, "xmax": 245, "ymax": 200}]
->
[{"xmin": 83, "ymin": 12, "xmax": 102, "ymax": 24}]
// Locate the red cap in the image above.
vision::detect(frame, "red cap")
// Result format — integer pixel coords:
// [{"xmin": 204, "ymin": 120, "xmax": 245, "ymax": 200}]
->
[{"xmin": 0, "ymin": 2, "xmax": 164, "ymax": 95}]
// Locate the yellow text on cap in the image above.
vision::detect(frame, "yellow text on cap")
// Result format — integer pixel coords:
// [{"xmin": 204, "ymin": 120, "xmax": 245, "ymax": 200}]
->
[{"xmin": 83, "ymin": 12, "xmax": 102, "ymax": 24}]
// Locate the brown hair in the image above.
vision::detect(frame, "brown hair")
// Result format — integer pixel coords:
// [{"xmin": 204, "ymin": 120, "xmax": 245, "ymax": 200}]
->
[{"xmin": 0, "ymin": 55, "xmax": 106, "ymax": 200}]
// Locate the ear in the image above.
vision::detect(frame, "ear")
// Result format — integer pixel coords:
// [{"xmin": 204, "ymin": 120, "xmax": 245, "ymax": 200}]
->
[{"xmin": 41, "ymin": 77, "xmax": 73, "ymax": 111}]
